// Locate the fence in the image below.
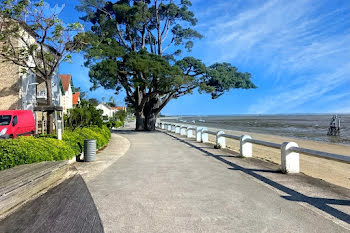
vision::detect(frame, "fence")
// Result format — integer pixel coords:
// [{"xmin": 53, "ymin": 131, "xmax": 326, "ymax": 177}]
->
[{"xmin": 156, "ymin": 122, "xmax": 350, "ymax": 174}]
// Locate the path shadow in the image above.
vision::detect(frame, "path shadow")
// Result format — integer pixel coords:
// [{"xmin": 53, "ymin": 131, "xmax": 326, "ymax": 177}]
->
[
  {"xmin": 0, "ymin": 175, "xmax": 104, "ymax": 233},
  {"xmin": 165, "ymin": 132, "xmax": 350, "ymax": 224}
]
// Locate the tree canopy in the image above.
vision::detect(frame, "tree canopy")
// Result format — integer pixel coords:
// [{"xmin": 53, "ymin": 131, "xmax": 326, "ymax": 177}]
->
[
  {"xmin": 0, "ymin": 0, "xmax": 84, "ymax": 133},
  {"xmin": 77, "ymin": 0, "xmax": 257, "ymax": 130}
]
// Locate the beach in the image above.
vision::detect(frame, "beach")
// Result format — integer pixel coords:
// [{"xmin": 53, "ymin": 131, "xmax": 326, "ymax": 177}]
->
[
  {"xmin": 205, "ymin": 128, "xmax": 350, "ymax": 189},
  {"xmin": 161, "ymin": 115, "xmax": 350, "ymax": 188}
]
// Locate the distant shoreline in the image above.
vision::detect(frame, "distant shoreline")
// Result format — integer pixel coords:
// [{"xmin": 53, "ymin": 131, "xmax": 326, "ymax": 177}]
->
[{"xmin": 159, "ymin": 114, "xmax": 350, "ymax": 145}]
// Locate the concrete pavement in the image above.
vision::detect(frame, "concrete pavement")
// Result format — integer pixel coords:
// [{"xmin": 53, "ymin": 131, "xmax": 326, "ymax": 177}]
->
[
  {"xmin": 0, "ymin": 125, "xmax": 349, "ymax": 232},
  {"xmin": 86, "ymin": 126, "xmax": 349, "ymax": 232}
]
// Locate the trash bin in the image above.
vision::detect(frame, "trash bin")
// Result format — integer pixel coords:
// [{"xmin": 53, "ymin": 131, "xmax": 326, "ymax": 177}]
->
[{"xmin": 84, "ymin": 139, "xmax": 96, "ymax": 162}]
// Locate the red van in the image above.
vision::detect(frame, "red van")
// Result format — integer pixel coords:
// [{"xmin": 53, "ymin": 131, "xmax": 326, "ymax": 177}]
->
[{"xmin": 0, "ymin": 110, "xmax": 36, "ymax": 139}]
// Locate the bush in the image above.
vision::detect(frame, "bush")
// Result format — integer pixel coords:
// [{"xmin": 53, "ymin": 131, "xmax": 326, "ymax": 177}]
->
[
  {"xmin": 63, "ymin": 125, "xmax": 111, "ymax": 154},
  {"xmin": 64, "ymin": 99, "xmax": 104, "ymax": 130},
  {"xmin": 0, "ymin": 125, "xmax": 111, "ymax": 170},
  {"xmin": 105, "ymin": 120, "xmax": 123, "ymax": 129},
  {"xmin": 0, "ymin": 137, "xmax": 75, "ymax": 170}
]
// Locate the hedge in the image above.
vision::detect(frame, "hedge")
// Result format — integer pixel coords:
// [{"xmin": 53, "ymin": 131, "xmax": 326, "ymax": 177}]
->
[
  {"xmin": 0, "ymin": 125, "xmax": 111, "ymax": 170},
  {"xmin": 105, "ymin": 120, "xmax": 123, "ymax": 129},
  {"xmin": 63, "ymin": 125, "xmax": 111, "ymax": 155}
]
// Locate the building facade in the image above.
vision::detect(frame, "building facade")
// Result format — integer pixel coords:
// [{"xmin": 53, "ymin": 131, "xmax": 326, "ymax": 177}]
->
[{"xmin": 59, "ymin": 74, "xmax": 73, "ymax": 114}]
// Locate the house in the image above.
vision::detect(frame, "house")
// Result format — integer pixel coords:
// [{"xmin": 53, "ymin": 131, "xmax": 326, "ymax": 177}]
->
[
  {"xmin": 96, "ymin": 104, "xmax": 126, "ymax": 120},
  {"xmin": 0, "ymin": 44, "xmax": 60, "ymax": 111},
  {"xmin": 97, "ymin": 103, "xmax": 113, "ymax": 118},
  {"xmin": 35, "ymin": 71, "xmax": 61, "ymax": 108},
  {"xmin": 72, "ymin": 92, "xmax": 80, "ymax": 106},
  {"xmin": 110, "ymin": 106, "xmax": 126, "ymax": 112},
  {"xmin": 0, "ymin": 60, "xmax": 37, "ymax": 110},
  {"xmin": 59, "ymin": 74, "xmax": 73, "ymax": 113}
]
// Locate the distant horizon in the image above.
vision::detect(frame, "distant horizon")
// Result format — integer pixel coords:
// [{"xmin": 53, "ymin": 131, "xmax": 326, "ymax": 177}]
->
[{"xmin": 161, "ymin": 112, "xmax": 350, "ymax": 117}]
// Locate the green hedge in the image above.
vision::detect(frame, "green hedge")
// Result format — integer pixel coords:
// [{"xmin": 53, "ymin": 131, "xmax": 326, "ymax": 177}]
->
[
  {"xmin": 105, "ymin": 120, "xmax": 123, "ymax": 129},
  {"xmin": 63, "ymin": 125, "xmax": 111, "ymax": 155},
  {"xmin": 0, "ymin": 125, "xmax": 111, "ymax": 170}
]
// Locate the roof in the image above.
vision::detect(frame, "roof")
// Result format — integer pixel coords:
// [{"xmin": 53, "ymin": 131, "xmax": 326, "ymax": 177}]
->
[
  {"xmin": 110, "ymin": 106, "xmax": 126, "ymax": 111},
  {"xmin": 59, "ymin": 74, "xmax": 71, "ymax": 93},
  {"xmin": 72, "ymin": 92, "xmax": 80, "ymax": 105}
]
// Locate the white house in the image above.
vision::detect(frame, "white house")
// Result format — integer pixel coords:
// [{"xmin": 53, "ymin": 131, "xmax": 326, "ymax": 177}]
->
[
  {"xmin": 96, "ymin": 103, "xmax": 126, "ymax": 120},
  {"xmin": 59, "ymin": 74, "xmax": 73, "ymax": 114},
  {"xmin": 97, "ymin": 103, "xmax": 113, "ymax": 118}
]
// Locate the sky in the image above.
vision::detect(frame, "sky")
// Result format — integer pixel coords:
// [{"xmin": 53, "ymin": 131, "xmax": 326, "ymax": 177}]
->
[{"xmin": 51, "ymin": 0, "xmax": 350, "ymax": 115}]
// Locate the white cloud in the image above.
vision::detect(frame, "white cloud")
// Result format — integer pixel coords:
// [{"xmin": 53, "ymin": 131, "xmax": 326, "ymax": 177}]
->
[
  {"xmin": 193, "ymin": 0, "xmax": 350, "ymax": 113},
  {"xmin": 248, "ymin": 62, "xmax": 350, "ymax": 113}
]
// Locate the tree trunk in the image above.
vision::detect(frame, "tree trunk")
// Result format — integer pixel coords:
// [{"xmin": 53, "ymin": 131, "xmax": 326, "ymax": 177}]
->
[
  {"xmin": 144, "ymin": 112, "xmax": 156, "ymax": 131},
  {"xmin": 45, "ymin": 79, "xmax": 54, "ymax": 134},
  {"xmin": 143, "ymin": 97, "xmax": 158, "ymax": 131},
  {"xmin": 135, "ymin": 110, "xmax": 145, "ymax": 131}
]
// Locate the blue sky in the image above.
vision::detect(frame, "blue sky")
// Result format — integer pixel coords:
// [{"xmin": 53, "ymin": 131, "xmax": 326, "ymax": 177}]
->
[{"xmin": 52, "ymin": 0, "xmax": 350, "ymax": 115}]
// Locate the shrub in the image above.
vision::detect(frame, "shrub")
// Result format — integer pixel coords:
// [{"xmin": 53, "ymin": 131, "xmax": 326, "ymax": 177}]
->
[
  {"xmin": 105, "ymin": 120, "xmax": 123, "ymax": 129},
  {"xmin": 63, "ymin": 125, "xmax": 111, "ymax": 153},
  {"xmin": 0, "ymin": 125, "xmax": 111, "ymax": 170},
  {"xmin": 65, "ymin": 99, "xmax": 104, "ymax": 130},
  {"xmin": 0, "ymin": 137, "xmax": 76, "ymax": 170}
]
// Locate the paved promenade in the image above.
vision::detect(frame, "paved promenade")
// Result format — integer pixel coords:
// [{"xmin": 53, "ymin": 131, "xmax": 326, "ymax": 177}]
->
[{"xmin": 1, "ymin": 125, "xmax": 349, "ymax": 232}]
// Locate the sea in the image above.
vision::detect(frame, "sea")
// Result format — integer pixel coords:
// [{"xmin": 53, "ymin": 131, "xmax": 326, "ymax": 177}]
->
[{"xmin": 163, "ymin": 114, "xmax": 350, "ymax": 145}]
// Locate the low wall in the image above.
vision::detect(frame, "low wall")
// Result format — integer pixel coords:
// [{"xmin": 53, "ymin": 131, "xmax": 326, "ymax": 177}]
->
[
  {"xmin": 207, "ymin": 134, "xmax": 350, "ymax": 188},
  {"xmin": 160, "ymin": 122, "xmax": 350, "ymax": 189}
]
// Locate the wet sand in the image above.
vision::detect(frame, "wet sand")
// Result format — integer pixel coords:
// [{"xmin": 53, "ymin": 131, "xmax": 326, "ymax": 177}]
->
[{"xmin": 206, "ymin": 128, "xmax": 350, "ymax": 189}]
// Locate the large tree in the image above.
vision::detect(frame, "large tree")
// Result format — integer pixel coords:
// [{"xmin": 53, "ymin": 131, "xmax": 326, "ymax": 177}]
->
[
  {"xmin": 77, "ymin": 0, "xmax": 256, "ymax": 131},
  {"xmin": 0, "ymin": 0, "xmax": 83, "ymax": 134}
]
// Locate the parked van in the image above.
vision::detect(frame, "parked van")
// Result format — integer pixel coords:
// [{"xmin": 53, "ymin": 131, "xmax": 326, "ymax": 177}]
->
[{"xmin": 0, "ymin": 110, "xmax": 35, "ymax": 139}]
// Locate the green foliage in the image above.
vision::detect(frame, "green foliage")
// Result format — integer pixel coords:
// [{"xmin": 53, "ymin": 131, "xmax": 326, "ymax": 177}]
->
[
  {"xmin": 0, "ymin": 0, "xmax": 85, "ymax": 92},
  {"xmin": 0, "ymin": 136, "xmax": 75, "ymax": 170},
  {"xmin": 76, "ymin": 0, "xmax": 256, "ymax": 127},
  {"xmin": 63, "ymin": 125, "xmax": 111, "ymax": 155},
  {"xmin": 88, "ymin": 98, "xmax": 99, "ymax": 106},
  {"xmin": 114, "ymin": 110, "xmax": 126, "ymax": 123},
  {"xmin": 0, "ymin": 125, "xmax": 111, "ymax": 170},
  {"xmin": 105, "ymin": 120, "xmax": 123, "ymax": 129},
  {"xmin": 65, "ymin": 99, "xmax": 104, "ymax": 130}
]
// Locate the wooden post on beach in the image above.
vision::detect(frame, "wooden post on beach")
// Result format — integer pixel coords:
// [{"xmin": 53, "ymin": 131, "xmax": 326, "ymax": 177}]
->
[
  {"xmin": 240, "ymin": 135, "xmax": 252, "ymax": 158},
  {"xmin": 281, "ymin": 142, "xmax": 300, "ymax": 173},
  {"xmin": 216, "ymin": 131, "xmax": 226, "ymax": 149},
  {"xmin": 327, "ymin": 115, "xmax": 340, "ymax": 136}
]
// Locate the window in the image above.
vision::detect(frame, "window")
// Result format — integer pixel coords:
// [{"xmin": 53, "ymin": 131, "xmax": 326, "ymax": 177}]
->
[
  {"xmin": 0, "ymin": 115, "xmax": 11, "ymax": 126},
  {"xmin": 12, "ymin": 116, "xmax": 18, "ymax": 126}
]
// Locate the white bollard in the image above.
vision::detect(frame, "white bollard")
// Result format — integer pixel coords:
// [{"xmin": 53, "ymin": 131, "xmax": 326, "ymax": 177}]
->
[
  {"xmin": 281, "ymin": 142, "xmax": 300, "ymax": 173},
  {"xmin": 240, "ymin": 135, "xmax": 252, "ymax": 157},
  {"xmin": 187, "ymin": 127, "xmax": 193, "ymax": 138},
  {"xmin": 167, "ymin": 124, "xmax": 172, "ymax": 131},
  {"xmin": 216, "ymin": 131, "xmax": 226, "ymax": 149},
  {"xmin": 201, "ymin": 128, "xmax": 208, "ymax": 143},
  {"xmin": 171, "ymin": 124, "xmax": 176, "ymax": 132},
  {"xmin": 175, "ymin": 125, "xmax": 180, "ymax": 134},
  {"xmin": 180, "ymin": 126, "xmax": 186, "ymax": 136},
  {"xmin": 161, "ymin": 123, "xmax": 165, "ymax": 129},
  {"xmin": 196, "ymin": 127, "xmax": 202, "ymax": 142}
]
